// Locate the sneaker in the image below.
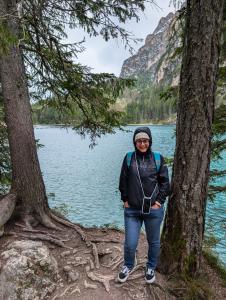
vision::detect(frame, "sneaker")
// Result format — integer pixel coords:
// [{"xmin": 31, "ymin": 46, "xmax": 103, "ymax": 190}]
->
[
  {"xmin": 117, "ymin": 266, "xmax": 131, "ymax": 283},
  {"xmin": 145, "ymin": 267, "xmax": 156, "ymax": 283}
]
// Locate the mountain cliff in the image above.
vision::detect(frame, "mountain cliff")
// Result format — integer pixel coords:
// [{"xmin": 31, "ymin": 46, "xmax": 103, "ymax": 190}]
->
[{"xmin": 120, "ymin": 12, "xmax": 182, "ymax": 86}]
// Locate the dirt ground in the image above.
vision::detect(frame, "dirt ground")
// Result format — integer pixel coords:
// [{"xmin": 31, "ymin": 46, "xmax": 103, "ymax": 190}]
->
[{"xmin": 1, "ymin": 222, "xmax": 226, "ymax": 300}]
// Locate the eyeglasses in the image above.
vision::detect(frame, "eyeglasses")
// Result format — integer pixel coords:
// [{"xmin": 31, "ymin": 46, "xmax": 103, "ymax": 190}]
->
[{"xmin": 136, "ymin": 139, "xmax": 150, "ymax": 144}]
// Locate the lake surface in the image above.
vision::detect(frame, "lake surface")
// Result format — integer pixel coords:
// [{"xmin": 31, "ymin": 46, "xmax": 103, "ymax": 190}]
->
[{"xmin": 35, "ymin": 125, "xmax": 226, "ymax": 264}]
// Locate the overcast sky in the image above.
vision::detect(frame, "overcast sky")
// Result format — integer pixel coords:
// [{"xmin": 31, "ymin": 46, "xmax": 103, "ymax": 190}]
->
[{"xmin": 67, "ymin": 0, "xmax": 176, "ymax": 76}]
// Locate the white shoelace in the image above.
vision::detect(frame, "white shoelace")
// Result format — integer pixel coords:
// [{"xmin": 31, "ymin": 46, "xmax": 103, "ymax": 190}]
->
[
  {"xmin": 147, "ymin": 268, "xmax": 154, "ymax": 275},
  {"xmin": 121, "ymin": 266, "xmax": 130, "ymax": 274}
]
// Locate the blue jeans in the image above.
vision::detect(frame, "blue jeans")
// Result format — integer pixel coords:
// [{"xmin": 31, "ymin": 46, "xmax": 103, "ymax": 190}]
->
[{"xmin": 124, "ymin": 206, "xmax": 164, "ymax": 270}]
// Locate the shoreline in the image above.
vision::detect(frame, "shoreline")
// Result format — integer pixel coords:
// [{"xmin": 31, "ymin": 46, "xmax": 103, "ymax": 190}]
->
[
  {"xmin": 34, "ymin": 122, "xmax": 177, "ymax": 127},
  {"xmin": 127, "ymin": 123, "xmax": 176, "ymax": 126}
]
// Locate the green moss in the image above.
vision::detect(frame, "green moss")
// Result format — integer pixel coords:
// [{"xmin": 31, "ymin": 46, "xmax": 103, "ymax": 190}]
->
[
  {"xmin": 183, "ymin": 276, "xmax": 213, "ymax": 300},
  {"xmin": 183, "ymin": 252, "xmax": 197, "ymax": 276},
  {"xmin": 100, "ymin": 223, "xmax": 122, "ymax": 231},
  {"xmin": 168, "ymin": 271, "xmax": 213, "ymax": 299},
  {"xmin": 51, "ymin": 203, "xmax": 70, "ymax": 218},
  {"xmin": 163, "ymin": 216, "xmax": 187, "ymax": 263},
  {"xmin": 171, "ymin": 238, "xmax": 187, "ymax": 260},
  {"xmin": 203, "ymin": 249, "xmax": 226, "ymax": 287}
]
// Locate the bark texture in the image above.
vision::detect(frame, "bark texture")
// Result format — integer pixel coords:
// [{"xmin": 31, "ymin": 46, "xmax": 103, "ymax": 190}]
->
[
  {"xmin": 0, "ymin": 194, "xmax": 16, "ymax": 228},
  {"xmin": 160, "ymin": 0, "xmax": 224, "ymax": 274},
  {"xmin": 0, "ymin": 0, "xmax": 54, "ymax": 227}
]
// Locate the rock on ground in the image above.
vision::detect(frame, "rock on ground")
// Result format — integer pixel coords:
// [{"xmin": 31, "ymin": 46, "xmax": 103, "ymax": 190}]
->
[{"xmin": 0, "ymin": 240, "xmax": 61, "ymax": 300}]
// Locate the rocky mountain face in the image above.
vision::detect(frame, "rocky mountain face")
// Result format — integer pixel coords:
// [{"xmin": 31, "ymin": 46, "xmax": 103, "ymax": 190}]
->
[{"xmin": 120, "ymin": 12, "xmax": 182, "ymax": 86}]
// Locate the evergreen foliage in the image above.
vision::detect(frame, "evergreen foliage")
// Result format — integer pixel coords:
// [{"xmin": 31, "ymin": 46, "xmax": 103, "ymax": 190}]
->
[
  {"xmin": 0, "ymin": 0, "xmax": 155, "ymax": 192},
  {"xmin": 119, "ymin": 72, "xmax": 177, "ymax": 123},
  {"xmin": 1, "ymin": 0, "xmax": 156, "ymax": 141},
  {"xmin": 123, "ymin": 83, "xmax": 176, "ymax": 123}
]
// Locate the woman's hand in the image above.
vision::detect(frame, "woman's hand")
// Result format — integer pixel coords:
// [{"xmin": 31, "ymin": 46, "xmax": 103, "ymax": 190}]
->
[
  {"xmin": 151, "ymin": 204, "xmax": 160, "ymax": 209},
  {"xmin": 124, "ymin": 201, "xmax": 130, "ymax": 208},
  {"xmin": 151, "ymin": 201, "xmax": 161, "ymax": 209}
]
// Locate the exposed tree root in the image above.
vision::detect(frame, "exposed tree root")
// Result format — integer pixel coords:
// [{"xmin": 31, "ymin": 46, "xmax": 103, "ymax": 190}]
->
[
  {"xmin": 84, "ymin": 280, "xmax": 97, "ymax": 289},
  {"xmin": 39, "ymin": 213, "xmax": 64, "ymax": 231},
  {"xmin": 150, "ymin": 282, "xmax": 173, "ymax": 300},
  {"xmin": 146, "ymin": 284, "xmax": 162, "ymax": 300},
  {"xmin": 88, "ymin": 258, "xmax": 95, "ymax": 270},
  {"xmin": 85, "ymin": 265, "xmax": 115, "ymax": 293},
  {"xmin": 72, "ymin": 258, "xmax": 88, "ymax": 267},
  {"xmin": 128, "ymin": 290, "xmax": 138, "ymax": 299},
  {"xmin": 0, "ymin": 226, "xmax": 4, "ymax": 237},
  {"xmin": 50, "ymin": 212, "xmax": 90, "ymax": 246},
  {"xmin": 50, "ymin": 212, "xmax": 109, "ymax": 269},
  {"xmin": 22, "ymin": 214, "xmax": 39, "ymax": 229},
  {"xmin": 17, "ymin": 233, "xmax": 72, "ymax": 249},
  {"xmin": 129, "ymin": 272, "xmax": 144, "ymax": 281},
  {"xmin": 96, "ymin": 245, "xmax": 113, "ymax": 256},
  {"xmin": 127, "ymin": 281, "xmax": 139, "ymax": 289},
  {"xmin": 112, "ymin": 257, "xmax": 123, "ymax": 270},
  {"xmin": 51, "ymin": 283, "xmax": 78, "ymax": 300},
  {"xmin": 69, "ymin": 286, "xmax": 81, "ymax": 295},
  {"xmin": 101, "ymin": 254, "xmax": 122, "ymax": 268},
  {"xmin": 91, "ymin": 243, "xmax": 100, "ymax": 269},
  {"xmin": 130, "ymin": 264, "xmax": 145, "ymax": 275},
  {"xmin": 113, "ymin": 245, "xmax": 122, "ymax": 252},
  {"xmin": 68, "ymin": 271, "xmax": 79, "ymax": 282},
  {"xmin": 25, "ymin": 230, "xmax": 69, "ymax": 242},
  {"xmin": 90, "ymin": 238, "xmax": 120, "ymax": 243},
  {"xmin": 15, "ymin": 223, "xmax": 70, "ymax": 241},
  {"xmin": 20, "ymin": 213, "xmax": 61, "ymax": 231},
  {"xmin": 60, "ymin": 250, "xmax": 71, "ymax": 257}
]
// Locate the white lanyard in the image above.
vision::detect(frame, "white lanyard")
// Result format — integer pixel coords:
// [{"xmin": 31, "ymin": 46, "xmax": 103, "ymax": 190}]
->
[{"xmin": 135, "ymin": 152, "xmax": 157, "ymax": 214}]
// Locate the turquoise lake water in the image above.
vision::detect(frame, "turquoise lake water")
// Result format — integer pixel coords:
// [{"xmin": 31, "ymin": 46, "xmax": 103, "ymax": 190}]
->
[{"xmin": 35, "ymin": 125, "xmax": 226, "ymax": 264}]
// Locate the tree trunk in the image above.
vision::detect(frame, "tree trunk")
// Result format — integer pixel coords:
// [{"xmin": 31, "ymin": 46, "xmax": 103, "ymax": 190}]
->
[
  {"xmin": 160, "ymin": 0, "xmax": 224, "ymax": 275},
  {"xmin": 0, "ymin": 0, "xmax": 55, "ymax": 228}
]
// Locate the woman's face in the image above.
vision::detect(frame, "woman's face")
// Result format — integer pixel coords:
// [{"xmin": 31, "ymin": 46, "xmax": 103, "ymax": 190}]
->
[{"xmin": 135, "ymin": 139, "xmax": 150, "ymax": 153}]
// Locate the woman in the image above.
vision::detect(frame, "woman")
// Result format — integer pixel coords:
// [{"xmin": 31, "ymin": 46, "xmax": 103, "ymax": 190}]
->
[{"xmin": 118, "ymin": 127, "xmax": 170, "ymax": 283}]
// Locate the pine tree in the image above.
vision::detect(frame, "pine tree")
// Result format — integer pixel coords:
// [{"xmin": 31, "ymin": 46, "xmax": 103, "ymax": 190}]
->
[
  {"xmin": 160, "ymin": 0, "xmax": 225, "ymax": 274},
  {"xmin": 0, "ymin": 0, "xmax": 151, "ymax": 229}
]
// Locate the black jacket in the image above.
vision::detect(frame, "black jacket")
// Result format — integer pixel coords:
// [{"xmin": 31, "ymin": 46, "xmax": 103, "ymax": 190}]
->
[{"xmin": 119, "ymin": 127, "xmax": 170, "ymax": 208}]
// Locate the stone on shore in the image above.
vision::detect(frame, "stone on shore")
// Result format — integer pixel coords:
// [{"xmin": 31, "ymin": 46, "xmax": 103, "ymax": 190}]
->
[{"xmin": 0, "ymin": 240, "xmax": 61, "ymax": 300}]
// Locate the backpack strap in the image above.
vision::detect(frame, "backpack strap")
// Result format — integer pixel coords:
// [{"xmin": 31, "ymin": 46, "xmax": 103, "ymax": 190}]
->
[
  {"xmin": 126, "ymin": 151, "xmax": 134, "ymax": 167},
  {"xmin": 153, "ymin": 151, "xmax": 161, "ymax": 173}
]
